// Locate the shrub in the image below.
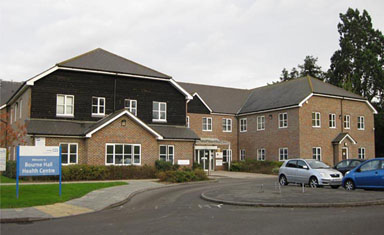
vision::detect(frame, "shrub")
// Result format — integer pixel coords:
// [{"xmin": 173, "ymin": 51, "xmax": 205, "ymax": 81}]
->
[
  {"xmin": 192, "ymin": 162, "xmax": 203, "ymax": 170},
  {"xmin": 3, "ymin": 161, "xmax": 16, "ymax": 178},
  {"xmin": 157, "ymin": 169, "xmax": 208, "ymax": 183},
  {"xmin": 230, "ymin": 159, "xmax": 282, "ymax": 174},
  {"xmin": 155, "ymin": 160, "xmax": 179, "ymax": 172}
]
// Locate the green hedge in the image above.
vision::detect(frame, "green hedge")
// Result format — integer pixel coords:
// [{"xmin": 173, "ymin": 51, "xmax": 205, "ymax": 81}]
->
[
  {"xmin": 155, "ymin": 160, "xmax": 179, "ymax": 171},
  {"xmin": 230, "ymin": 159, "xmax": 283, "ymax": 174},
  {"xmin": 157, "ymin": 168, "xmax": 208, "ymax": 183}
]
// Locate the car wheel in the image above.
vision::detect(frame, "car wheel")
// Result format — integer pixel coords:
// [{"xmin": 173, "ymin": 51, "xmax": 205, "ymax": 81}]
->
[
  {"xmin": 309, "ymin": 177, "xmax": 319, "ymax": 188},
  {"xmin": 344, "ymin": 179, "xmax": 355, "ymax": 191},
  {"xmin": 331, "ymin": 185, "xmax": 340, "ymax": 189},
  {"xmin": 279, "ymin": 175, "xmax": 288, "ymax": 186}
]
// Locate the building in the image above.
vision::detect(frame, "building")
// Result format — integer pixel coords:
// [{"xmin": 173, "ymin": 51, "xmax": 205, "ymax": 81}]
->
[{"xmin": 0, "ymin": 48, "xmax": 377, "ymax": 170}]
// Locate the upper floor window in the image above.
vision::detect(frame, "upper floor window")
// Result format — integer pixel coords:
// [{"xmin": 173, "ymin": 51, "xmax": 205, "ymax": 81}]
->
[
  {"xmin": 344, "ymin": 115, "xmax": 350, "ymax": 129},
  {"xmin": 60, "ymin": 143, "xmax": 78, "ymax": 164},
  {"xmin": 14, "ymin": 102, "xmax": 18, "ymax": 121},
  {"xmin": 312, "ymin": 112, "xmax": 321, "ymax": 127},
  {"xmin": 223, "ymin": 149, "xmax": 231, "ymax": 163},
  {"xmin": 159, "ymin": 145, "xmax": 174, "ymax": 164},
  {"xmin": 329, "ymin": 113, "xmax": 336, "ymax": 128},
  {"xmin": 240, "ymin": 118, "xmax": 247, "ymax": 132},
  {"xmin": 202, "ymin": 117, "xmax": 212, "ymax": 131},
  {"xmin": 57, "ymin": 94, "xmax": 74, "ymax": 117},
  {"xmin": 19, "ymin": 99, "xmax": 22, "ymax": 119},
  {"xmin": 124, "ymin": 99, "xmax": 137, "ymax": 116},
  {"xmin": 278, "ymin": 113, "xmax": 288, "ymax": 128},
  {"xmin": 257, "ymin": 116, "xmax": 265, "ymax": 131},
  {"xmin": 10, "ymin": 108, "xmax": 13, "ymax": 124},
  {"xmin": 279, "ymin": 148, "xmax": 288, "ymax": 161},
  {"xmin": 153, "ymin": 101, "xmax": 167, "ymax": 122},
  {"xmin": 257, "ymin": 148, "xmax": 266, "ymax": 161},
  {"xmin": 357, "ymin": 116, "xmax": 365, "ymax": 130},
  {"xmin": 106, "ymin": 143, "xmax": 141, "ymax": 165},
  {"xmin": 222, "ymin": 118, "xmax": 232, "ymax": 132},
  {"xmin": 186, "ymin": 116, "xmax": 190, "ymax": 128},
  {"xmin": 312, "ymin": 147, "xmax": 321, "ymax": 161},
  {"xmin": 240, "ymin": 149, "xmax": 246, "ymax": 161},
  {"xmin": 92, "ymin": 97, "xmax": 105, "ymax": 116},
  {"xmin": 358, "ymin": 147, "xmax": 365, "ymax": 159}
]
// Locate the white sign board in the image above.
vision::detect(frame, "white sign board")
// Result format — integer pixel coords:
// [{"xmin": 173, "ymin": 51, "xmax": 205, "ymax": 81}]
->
[
  {"xmin": 34, "ymin": 137, "xmax": 46, "ymax": 146},
  {"xmin": 216, "ymin": 159, "xmax": 223, "ymax": 166},
  {"xmin": 215, "ymin": 152, "xmax": 223, "ymax": 159},
  {"xmin": 177, "ymin": 160, "xmax": 190, "ymax": 165},
  {"xmin": 0, "ymin": 148, "xmax": 6, "ymax": 171}
]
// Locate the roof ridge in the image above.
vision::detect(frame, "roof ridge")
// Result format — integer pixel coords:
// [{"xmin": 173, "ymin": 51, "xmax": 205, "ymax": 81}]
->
[
  {"xmin": 307, "ymin": 75, "xmax": 314, "ymax": 92},
  {"xmin": 57, "ymin": 48, "xmax": 101, "ymax": 65},
  {"xmin": 179, "ymin": 81, "xmax": 250, "ymax": 91}
]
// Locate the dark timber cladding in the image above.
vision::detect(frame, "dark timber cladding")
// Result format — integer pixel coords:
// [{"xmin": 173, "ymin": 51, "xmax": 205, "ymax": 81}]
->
[
  {"xmin": 31, "ymin": 70, "xmax": 186, "ymax": 125},
  {"xmin": 187, "ymin": 96, "xmax": 211, "ymax": 114}
]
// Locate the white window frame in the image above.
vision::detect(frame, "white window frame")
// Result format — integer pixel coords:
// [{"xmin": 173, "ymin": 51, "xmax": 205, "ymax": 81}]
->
[
  {"xmin": 257, "ymin": 116, "xmax": 265, "ymax": 131},
  {"xmin": 223, "ymin": 149, "xmax": 232, "ymax": 163},
  {"xmin": 92, "ymin": 97, "xmax": 106, "ymax": 117},
  {"xmin": 344, "ymin": 115, "xmax": 350, "ymax": 129},
  {"xmin": 202, "ymin": 117, "xmax": 212, "ymax": 131},
  {"xmin": 257, "ymin": 148, "xmax": 266, "ymax": 161},
  {"xmin": 19, "ymin": 99, "xmax": 22, "ymax": 119},
  {"xmin": 105, "ymin": 143, "xmax": 141, "ymax": 166},
  {"xmin": 159, "ymin": 145, "xmax": 175, "ymax": 164},
  {"xmin": 240, "ymin": 118, "xmax": 247, "ymax": 132},
  {"xmin": 358, "ymin": 147, "xmax": 366, "ymax": 159},
  {"xmin": 312, "ymin": 147, "xmax": 321, "ymax": 161},
  {"xmin": 186, "ymin": 116, "xmax": 190, "ymax": 128},
  {"xmin": 279, "ymin": 148, "xmax": 288, "ymax": 161},
  {"xmin": 10, "ymin": 108, "xmax": 13, "ymax": 124},
  {"xmin": 152, "ymin": 101, "xmax": 167, "ymax": 122},
  {"xmin": 14, "ymin": 102, "xmax": 18, "ymax": 121},
  {"xmin": 312, "ymin": 112, "xmax": 321, "ymax": 128},
  {"xmin": 60, "ymin": 143, "xmax": 78, "ymax": 165},
  {"xmin": 329, "ymin": 113, "xmax": 336, "ymax": 128},
  {"xmin": 240, "ymin": 149, "xmax": 246, "ymax": 161},
  {"xmin": 357, "ymin": 116, "xmax": 365, "ymax": 130},
  {"xmin": 56, "ymin": 94, "xmax": 74, "ymax": 117},
  {"xmin": 278, "ymin": 113, "xmax": 288, "ymax": 128},
  {"xmin": 222, "ymin": 118, "xmax": 232, "ymax": 132},
  {"xmin": 124, "ymin": 99, "xmax": 137, "ymax": 116}
]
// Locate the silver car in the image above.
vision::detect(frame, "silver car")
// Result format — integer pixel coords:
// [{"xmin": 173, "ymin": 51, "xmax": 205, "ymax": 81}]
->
[{"xmin": 278, "ymin": 159, "xmax": 343, "ymax": 189}]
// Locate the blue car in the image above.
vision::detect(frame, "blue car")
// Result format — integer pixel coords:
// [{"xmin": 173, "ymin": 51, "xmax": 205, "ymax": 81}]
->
[{"xmin": 342, "ymin": 158, "xmax": 384, "ymax": 190}]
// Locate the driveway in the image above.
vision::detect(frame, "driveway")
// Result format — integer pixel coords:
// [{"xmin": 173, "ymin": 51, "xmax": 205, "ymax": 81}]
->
[{"xmin": 209, "ymin": 170, "xmax": 277, "ymax": 179}]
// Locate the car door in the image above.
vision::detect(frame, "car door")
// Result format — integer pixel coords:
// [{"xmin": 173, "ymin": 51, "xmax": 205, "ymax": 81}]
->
[
  {"xmin": 296, "ymin": 160, "xmax": 311, "ymax": 183},
  {"xmin": 354, "ymin": 160, "xmax": 381, "ymax": 187},
  {"xmin": 284, "ymin": 160, "xmax": 298, "ymax": 183},
  {"xmin": 335, "ymin": 160, "xmax": 349, "ymax": 175}
]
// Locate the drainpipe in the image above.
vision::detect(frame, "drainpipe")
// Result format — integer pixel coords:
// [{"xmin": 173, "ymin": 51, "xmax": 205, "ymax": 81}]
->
[
  {"xmin": 341, "ymin": 99, "xmax": 344, "ymax": 133},
  {"xmin": 113, "ymin": 78, "xmax": 117, "ymax": 112}
]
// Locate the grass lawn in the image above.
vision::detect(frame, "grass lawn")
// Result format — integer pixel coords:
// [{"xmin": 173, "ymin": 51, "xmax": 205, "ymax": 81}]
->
[
  {"xmin": 0, "ymin": 182, "xmax": 127, "ymax": 209},
  {"xmin": 0, "ymin": 175, "xmax": 17, "ymax": 183}
]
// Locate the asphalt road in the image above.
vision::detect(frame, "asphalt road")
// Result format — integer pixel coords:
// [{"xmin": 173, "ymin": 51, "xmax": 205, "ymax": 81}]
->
[{"xmin": 2, "ymin": 178, "xmax": 384, "ymax": 235}]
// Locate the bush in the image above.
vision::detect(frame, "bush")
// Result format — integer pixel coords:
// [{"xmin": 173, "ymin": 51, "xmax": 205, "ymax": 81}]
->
[
  {"xmin": 3, "ymin": 161, "xmax": 16, "ymax": 178},
  {"xmin": 155, "ymin": 160, "xmax": 179, "ymax": 172},
  {"xmin": 230, "ymin": 159, "xmax": 283, "ymax": 174},
  {"xmin": 157, "ymin": 168, "xmax": 208, "ymax": 183},
  {"xmin": 192, "ymin": 162, "xmax": 203, "ymax": 170}
]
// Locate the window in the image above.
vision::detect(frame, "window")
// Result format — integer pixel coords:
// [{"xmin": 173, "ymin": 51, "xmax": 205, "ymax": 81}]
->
[
  {"xmin": 257, "ymin": 116, "xmax": 265, "ymax": 131},
  {"xmin": 357, "ymin": 116, "xmax": 365, "ymax": 130},
  {"xmin": 222, "ymin": 118, "xmax": 232, "ymax": 132},
  {"xmin": 223, "ymin": 149, "xmax": 232, "ymax": 163},
  {"xmin": 240, "ymin": 118, "xmax": 247, "ymax": 132},
  {"xmin": 57, "ymin": 94, "xmax": 74, "ymax": 116},
  {"xmin": 14, "ymin": 102, "xmax": 18, "ymax": 121},
  {"xmin": 202, "ymin": 117, "xmax": 212, "ymax": 131},
  {"xmin": 297, "ymin": 160, "xmax": 308, "ymax": 169},
  {"xmin": 186, "ymin": 116, "xmax": 190, "ymax": 128},
  {"xmin": 329, "ymin": 113, "xmax": 336, "ymax": 128},
  {"xmin": 278, "ymin": 113, "xmax": 288, "ymax": 128},
  {"xmin": 312, "ymin": 147, "xmax": 321, "ymax": 161},
  {"xmin": 240, "ymin": 149, "xmax": 246, "ymax": 161},
  {"xmin": 60, "ymin": 143, "xmax": 78, "ymax": 164},
  {"xmin": 344, "ymin": 115, "xmax": 350, "ymax": 129},
  {"xmin": 153, "ymin": 101, "xmax": 167, "ymax": 122},
  {"xmin": 358, "ymin": 147, "xmax": 366, "ymax": 159},
  {"xmin": 360, "ymin": 160, "xmax": 380, "ymax": 172},
  {"xmin": 257, "ymin": 148, "xmax": 266, "ymax": 161},
  {"xmin": 92, "ymin": 97, "xmax": 105, "ymax": 116},
  {"xmin": 19, "ymin": 100, "xmax": 22, "ymax": 119},
  {"xmin": 159, "ymin": 145, "xmax": 174, "ymax": 163},
  {"xmin": 286, "ymin": 160, "xmax": 297, "ymax": 168},
  {"xmin": 124, "ymin": 99, "xmax": 137, "ymax": 116},
  {"xmin": 279, "ymin": 148, "xmax": 288, "ymax": 161},
  {"xmin": 10, "ymin": 108, "xmax": 12, "ymax": 124},
  {"xmin": 106, "ymin": 144, "xmax": 141, "ymax": 165},
  {"xmin": 312, "ymin": 112, "xmax": 321, "ymax": 127}
]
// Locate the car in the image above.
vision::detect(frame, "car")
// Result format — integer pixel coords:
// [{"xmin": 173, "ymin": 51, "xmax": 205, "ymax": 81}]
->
[
  {"xmin": 334, "ymin": 159, "xmax": 365, "ymax": 176},
  {"xmin": 279, "ymin": 159, "xmax": 343, "ymax": 189},
  {"xmin": 342, "ymin": 158, "xmax": 384, "ymax": 190}
]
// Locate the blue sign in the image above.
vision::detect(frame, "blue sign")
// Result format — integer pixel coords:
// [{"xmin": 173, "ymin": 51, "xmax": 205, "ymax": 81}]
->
[{"xmin": 16, "ymin": 146, "xmax": 62, "ymax": 198}]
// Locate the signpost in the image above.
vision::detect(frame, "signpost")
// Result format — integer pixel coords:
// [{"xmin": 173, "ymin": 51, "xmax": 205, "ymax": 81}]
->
[
  {"xmin": 0, "ymin": 148, "xmax": 6, "ymax": 171},
  {"xmin": 16, "ymin": 146, "xmax": 62, "ymax": 198}
]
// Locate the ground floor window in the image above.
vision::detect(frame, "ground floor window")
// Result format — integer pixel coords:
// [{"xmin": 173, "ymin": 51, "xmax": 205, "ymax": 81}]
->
[
  {"xmin": 358, "ymin": 147, "xmax": 365, "ymax": 159},
  {"xmin": 223, "ymin": 149, "xmax": 232, "ymax": 163},
  {"xmin": 279, "ymin": 148, "xmax": 288, "ymax": 161},
  {"xmin": 159, "ymin": 145, "xmax": 174, "ymax": 163},
  {"xmin": 60, "ymin": 143, "xmax": 78, "ymax": 164},
  {"xmin": 257, "ymin": 148, "xmax": 266, "ymax": 161},
  {"xmin": 106, "ymin": 144, "xmax": 141, "ymax": 165},
  {"xmin": 312, "ymin": 147, "xmax": 321, "ymax": 161},
  {"xmin": 240, "ymin": 149, "xmax": 245, "ymax": 161}
]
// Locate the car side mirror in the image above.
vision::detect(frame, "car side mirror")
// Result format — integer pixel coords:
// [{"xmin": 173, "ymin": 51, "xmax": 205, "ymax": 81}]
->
[{"xmin": 303, "ymin": 165, "xmax": 308, "ymax": 169}]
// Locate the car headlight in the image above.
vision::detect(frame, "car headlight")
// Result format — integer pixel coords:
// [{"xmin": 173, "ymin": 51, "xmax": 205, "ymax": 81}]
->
[
  {"xmin": 320, "ymin": 173, "xmax": 326, "ymax": 177},
  {"xmin": 345, "ymin": 171, "xmax": 350, "ymax": 175}
]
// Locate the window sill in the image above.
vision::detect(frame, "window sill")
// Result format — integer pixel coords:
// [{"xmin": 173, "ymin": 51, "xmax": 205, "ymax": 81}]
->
[
  {"xmin": 56, "ymin": 114, "xmax": 74, "ymax": 118},
  {"xmin": 312, "ymin": 126, "xmax": 321, "ymax": 128},
  {"xmin": 203, "ymin": 130, "xmax": 212, "ymax": 132},
  {"xmin": 358, "ymin": 129, "xmax": 365, "ymax": 131},
  {"xmin": 240, "ymin": 130, "xmax": 247, "ymax": 133},
  {"xmin": 152, "ymin": 119, "xmax": 167, "ymax": 123},
  {"xmin": 278, "ymin": 126, "xmax": 288, "ymax": 129},
  {"xmin": 92, "ymin": 114, "xmax": 105, "ymax": 118},
  {"xmin": 257, "ymin": 129, "xmax": 265, "ymax": 131},
  {"xmin": 223, "ymin": 131, "xmax": 232, "ymax": 133}
]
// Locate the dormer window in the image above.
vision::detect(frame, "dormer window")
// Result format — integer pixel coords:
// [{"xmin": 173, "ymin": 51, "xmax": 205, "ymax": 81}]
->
[
  {"xmin": 57, "ymin": 94, "xmax": 74, "ymax": 117},
  {"xmin": 124, "ymin": 99, "xmax": 137, "ymax": 116},
  {"xmin": 92, "ymin": 97, "xmax": 105, "ymax": 117}
]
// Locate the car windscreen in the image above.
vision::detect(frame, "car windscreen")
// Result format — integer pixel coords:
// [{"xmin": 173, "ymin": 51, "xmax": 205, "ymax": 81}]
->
[{"xmin": 307, "ymin": 160, "xmax": 330, "ymax": 169}]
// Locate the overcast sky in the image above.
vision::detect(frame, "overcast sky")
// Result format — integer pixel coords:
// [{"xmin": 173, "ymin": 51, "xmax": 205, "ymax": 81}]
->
[{"xmin": 1, "ymin": 0, "xmax": 383, "ymax": 89}]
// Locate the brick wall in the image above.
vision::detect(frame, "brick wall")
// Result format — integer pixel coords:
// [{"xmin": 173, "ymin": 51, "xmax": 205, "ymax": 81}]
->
[{"xmin": 45, "ymin": 137, "xmax": 87, "ymax": 164}]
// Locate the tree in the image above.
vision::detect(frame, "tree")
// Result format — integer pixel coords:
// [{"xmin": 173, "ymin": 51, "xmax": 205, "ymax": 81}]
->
[
  {"xmin": 327, "ymin": 8, "xmax": 384, "ymax": 105},
  {"xmin": 0, "ymin": 112, "xmax": 27, "ymax": 149},
  {"xmin": 280, "ymin": 56, "xmax": 325, "ymax": 81}
]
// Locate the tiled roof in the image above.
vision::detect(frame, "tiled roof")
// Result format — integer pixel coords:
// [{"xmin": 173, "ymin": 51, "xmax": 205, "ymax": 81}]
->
[{"xmin": 0, "ymin": 80, "xmax": 22, "ymax": 106}]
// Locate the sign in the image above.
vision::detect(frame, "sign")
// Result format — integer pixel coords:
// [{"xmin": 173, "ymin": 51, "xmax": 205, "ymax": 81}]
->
[
  {"xmin": 215, "ymin": 152, "xmax": 223, "ymax": 159},
  {"xmin": 177, "ymin": 159, "xmax": 190, "ymax": 165},
  {"xmin": 216, "ymin": 159, "xmax": 223, "ymax": 166},
  {"xmin": 34, "ymin": 137, "xmax": 46, "ymax": 146},
  {"xmin": 0, "ymin": 148, "xmax": 6, "ymax": 171},
  {"xmin": 16, "ymin": 146, "xmax": 62, "ymax": 198}
]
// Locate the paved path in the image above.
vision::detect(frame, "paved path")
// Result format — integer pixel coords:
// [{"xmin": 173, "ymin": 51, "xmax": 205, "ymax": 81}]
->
[
  {"xmin": 208, "ymin": 171, "xmax": 277, "ymax": 179},
  {"xmin": 1, "ymin": 180, "xmax": 164, "ymax": 222}
]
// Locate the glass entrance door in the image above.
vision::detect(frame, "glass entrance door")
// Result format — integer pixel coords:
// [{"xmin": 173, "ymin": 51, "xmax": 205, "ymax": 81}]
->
[{"xmin": 197, "ymin": 149, "xmax": 215, "ymax": 171}]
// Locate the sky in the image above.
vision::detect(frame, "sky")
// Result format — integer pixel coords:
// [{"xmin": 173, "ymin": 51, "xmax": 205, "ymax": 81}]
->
[{"xmin": 0, "ymin": 0, "xmax": 383, "ymax": 89}]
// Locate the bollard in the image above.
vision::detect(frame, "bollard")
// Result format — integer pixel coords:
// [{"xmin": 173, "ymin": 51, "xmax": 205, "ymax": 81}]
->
[{"xmin": 302, "ymin": 183, "xmax": 305, "ymax": 193}]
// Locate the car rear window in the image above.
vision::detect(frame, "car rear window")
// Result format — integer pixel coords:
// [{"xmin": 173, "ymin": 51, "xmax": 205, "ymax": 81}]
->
[
  {"xmin": 350, "ymin": 160, "xmax": 362, "ymax": 168},
  {"xmin": 286, "ymin": 160, "xmax": 297, "ymax": 168}
]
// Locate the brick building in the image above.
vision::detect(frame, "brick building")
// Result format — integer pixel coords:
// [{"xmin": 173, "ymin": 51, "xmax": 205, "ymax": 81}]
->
[{"xmin": 0, "ymin": 49, "xmax": 377, "ymax": 171}]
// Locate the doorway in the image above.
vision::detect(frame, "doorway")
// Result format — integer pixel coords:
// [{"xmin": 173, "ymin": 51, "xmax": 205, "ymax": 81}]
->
[
  {"xmin": 342, "ymin": 147, "xmax": 349, "ymax": 160},
  {"xmin": 196, "ymin": 149, "xmax": 215, "ymax": 171}
]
